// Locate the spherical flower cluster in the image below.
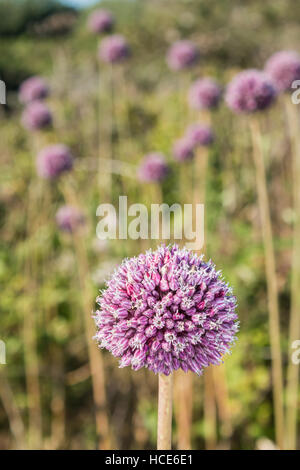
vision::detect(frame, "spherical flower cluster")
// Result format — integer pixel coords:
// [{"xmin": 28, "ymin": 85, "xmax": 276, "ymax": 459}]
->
[
  {"xmin": 19, "ymin": 76, "xmax": 49, "ymax": 104},
  {"xmin": 173, "ymin": 137, "xmax": 194, "ymax": 162},
  {"xmin": 99, "ymin": 35, "xmax": 130, "ymax": 63},
  {"xmin": 36, "ymin": 144, "xmax": 73, "ymax": 180},
  {"xmin": 94, "ymin": 245, "xmax": 238, "ymax": 375},
  {"xmin": 265, "ymin": 50, "xmax": 300, "ymax": 92},
  {"xmin": 88, "ymin": 9, "xmax": 114, "ymax": 34},
  {"xmin": 56, "ymin": 205, "xmax": 85, "ymax": 233},
  {"xmin": 225, "ymin": 69, "xmax": 277, "ymax": 113},
  {"xmin": 188, "ymin": 78, "xmax": 221, "ymax": 110},
  {"xmin": 185, "ymin": 123, "xmax": 214, "ymax": 147},
  {"xmin": 21, "ymin": 101, "xmax": 52, "ymax": 131},
  {"xmin": 166, "ymin": 40, "xmax": 199, "ymax": 71},
  {"xmin": 138, "ymin": 153, "xmax": 169, "ymax": 183}
]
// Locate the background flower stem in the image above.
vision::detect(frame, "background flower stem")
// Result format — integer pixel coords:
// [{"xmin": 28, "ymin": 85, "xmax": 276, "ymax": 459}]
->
[
  {"xmin": 249, "ymin": 116, "xmax": 284, "ymax": 449},
  {"xmin": 284, "ymin": 97, "xmax": 300, "ymax": 450}
]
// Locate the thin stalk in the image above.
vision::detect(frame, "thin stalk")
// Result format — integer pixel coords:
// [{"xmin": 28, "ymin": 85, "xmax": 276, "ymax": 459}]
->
[
  {"xmin": 60, "ymin": 182, "xmax": 111, "ymax": 449},
  {"xmin": 204, "ymin": 367, "xmax": 217, "ymax": 449},
  {"xmin": 284, "ymin": 98, "xmax": 300, "ymax": 450},
  {"xmin": 174, "ymin": 370, "xmax": 193, "ymax": 449},
  {"xmin": 24, "ymin": 178, "xmax": 43, "ymax": 449},
  {"xmin": 249, "ymin": 117, "xmax": 284, "ymax": 449},
  {"xmin": 49, "ymin": 346, "xmax": 65, "ymax": 449},
  {"xmin": 212, "ymin": 364, "xmax": 232, "ymax": 444},
  {"xmin": 157, "ymin": 373, "xmax": 173, "ymax": 450}
]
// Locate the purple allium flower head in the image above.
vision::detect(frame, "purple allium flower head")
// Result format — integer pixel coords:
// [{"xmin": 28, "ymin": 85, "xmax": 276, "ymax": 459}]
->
[
  {"xmin": 188, "ymin": 78, "xmax": 221, "ymax": 110},
  {"xmin": 19, "ymin": 76, "xmax": 49, "ymax": 104},
  {"xmin": 265, "ymin": 50, "xmax": 300, "ymax": 92},
  {"xmin": 166, "ymin": 40, "xmax": 199, "ymax": 71},
  {"xmin": 36, "ymin": 144, "xmax": 73, "ymax": 180},
  {"xmin": 94, "ymin": 244, "xmax": 238, "ymax": 375},
  {"xmin": 225, "ymin": 69, "xmax": 277, "ymax": 113},
  {"xmin": 138, "ymin": 153, "xmax": 169, "ymax": 183},
  {"xmin": 21, "ymin": 101, "xmax": 52, "ymax": 131},
  {"xmin": 99, "ymin": 35, "xmax": 130, "ymax": 63},
  {"xmin": 185, "ymin": 123, "xmax": 214, "ymax": 147},
  {"xmin": 88, "ymin": 9, "xmax": 114, "ymax": 34},
  {"xmin": 173, "ymin": 137, "xmax": 194, "ymax": 162},
  {"xmin": 56, "ymin": 205, "xmax": 85, "ymax": 233}
]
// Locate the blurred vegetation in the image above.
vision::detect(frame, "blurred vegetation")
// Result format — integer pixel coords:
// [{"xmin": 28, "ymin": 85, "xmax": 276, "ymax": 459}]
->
[{"xmin": 0, "ymin": 0, "xmax": 299, "ymax": 450}]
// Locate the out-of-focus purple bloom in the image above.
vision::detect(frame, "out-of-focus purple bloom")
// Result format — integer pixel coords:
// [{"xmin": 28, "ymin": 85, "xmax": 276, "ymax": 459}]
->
[
  {"xmin": 21, "ymin": 101, "xmax": 52, "ymax": 131},
  {"xmin": 19, "ymin": 76, "xmax": 49, "ymax": 104},
  {"xmin": 265, "ymin": 50, "xmax": 300, "ymax": 92},
  {"xmin": 94, "ymin": 244, "xmax": 239, "ymax": 375},
  {"xmin": 88, "ymin": 9, "xmax": 114, "ymax": 34},
  {"xmin": 138, "ymin": 153, "xmax": 169, "ymax": 183},
  {"xmin": 173, "ymin": 137, "xmax": 194, "ymax": 162},
  {"xmin": 166, "ymin": 40, "xmax": 199, "ymax": 71},
  {"xmin": 188, "ymin": 78, "xmax": 221, "ymax": 110},
  {"xmin": 36, "ymin": 144, "xmax": 73, "ymax": 180},
  {"xmin": 56, "ymin": 205, "xmax": 85, "ymax": 233},
  {"xmin": 99, "ymin": 35, "xmax": 130, "ymax": 63},
  {"xmin": 225, "ymin": 69, "xmax": 277, "ymax": 113},
  {"xmin": 185, "ymin": 123, "xmax": 214, "ymax": 147}
]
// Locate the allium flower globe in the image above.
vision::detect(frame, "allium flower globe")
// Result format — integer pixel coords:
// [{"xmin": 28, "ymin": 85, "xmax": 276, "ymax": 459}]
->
[
  {"xmin": 94, "ymin": 245, "xmax": 238, "ymax": 375},
  {"xmin": 99, "ymin": 35, "xmax": 130, "ymax": 63},
  {"xmin": 36, "ymin": 144, "xmax": 73, "ymax": 180},
  {"xmin": 188, "ymin": 78, "xmax": 221, "ymax": 110},
  {"xmin": 166, "ymin": 40, "xmax": 199, "ymax": 71},
  {"xmin": 173, "ymin": 138, "xmax": 194, "ymax": 162},
  {"xmin": 56, "ymin": 205, "xmax": 85, "ymax": 233},
  {"xmin": 19, "ymin": 76, "xmax": 49, "ymax": 104},
  {"xmin": 88, "ymin": 9, "xmax": 114, "ymax": 34},
  {"xmin": 225, "ymin": 69, "xmax": 277, "ymax": 113},
  {"xmin": 138, "ymin": 153, "xmax": 169, "ymax": 183},
  {"xmin": 265, "ymin": 50, "xmax": 300, "ymax": 92},
  {"xmin": 185, "ymin": 123, "xmax": 214, "ymax": 147},
  {"xmin": 21, "ymin": 101, "xmax": 52, "ymax": 131}
]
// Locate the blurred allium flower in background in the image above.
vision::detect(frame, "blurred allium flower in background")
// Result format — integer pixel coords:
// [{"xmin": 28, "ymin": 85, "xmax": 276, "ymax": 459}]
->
[
  {"xmin": 225, "ymin": 69, "xmax": 277, "ymax": 113},
  {"xmin": 94, "ymin": 245, "xmax": 238, "ymax": 375},
  {"xmin": 265, "ymin": 50, "xmax": 300, "ymax": 92},
  {"xmin": 19, "ymin": 76, "xmax": 49, "ymax": 104},
  {"xmin": 21, "ymin": 101, "xmax": 52, "ymax": 131},
  {"xmin": 88, "ymin": 9, "xmax": 114, "ymax": 34},
  {"xmin": 56, "ymin": 205, "xmax": 85, "ymax": 233},
  {"xmin": 188, "ymin": 78, "xmax": 221, "ymax": 110},
  {"xmin": 138, "ymin": 153, "xmax": 169, "ymax": 183},
  {"xmin": 166, "ymin": 40, "xmax": 199, "ymax": 71},
  {"xmin": 173, "ymin": 137, "xmax": 194, "ymax": 162},
  {"xmin": 99, "ymin": 34, "xmax": 130, "ymax": 63},
  {"xmin": 185, "ymin": 123, "xmax": 214, "ymax": 147},
  {"xmin": 36, "ymin": 144, "xmax": 73, "ymax": 180}
]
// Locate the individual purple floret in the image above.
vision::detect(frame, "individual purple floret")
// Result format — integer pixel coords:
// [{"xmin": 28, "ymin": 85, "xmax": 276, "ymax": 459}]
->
[
  {"xmin": 56, "ymin": 205, "xmax": 85, "ymax": 233},
  {"xmin": 21, "ymin": 101, "xmax": 52, "ymax": 131},
  {"xmin": 138, "ymin": 153, "xmax": 169, "ymax": 183},
  {"xmin": 173, "ymin": 137, "xmax": 195, "ymax": 162},
  {"xmin": 88, "ymin": 9, "xmax": 114, "ymax": 34},
  {"xmin": 225, "ymin": 69, "xmax": 277, "ymax": 113},
  {"xmin": 36, "ymin": 144, "xmax": 73, "ymax": 180},
  {"xmin": 19, "ymin": 76, "xmax": 49, "ymax": 104},
  {"xmin": 185, "ymin": 123, "xmax": 214, "ymax": 147},
  {"xmin": 99, "ymin": 35, "xmax": 130, "ymax": 63},
  {"xmin": 166, "ymin": 40, "xmax": 199, "ymax": 71},
  {"xmin": 265, "ymin": 50, "xmax": 300, "ymax": 92},
  {"xmin": 188, "ymin": 78, "xmax": 221, "ymax": 110},
  {"xmin": 94, "ymin": 244, "xmax": 239, "ymax": 376}
]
